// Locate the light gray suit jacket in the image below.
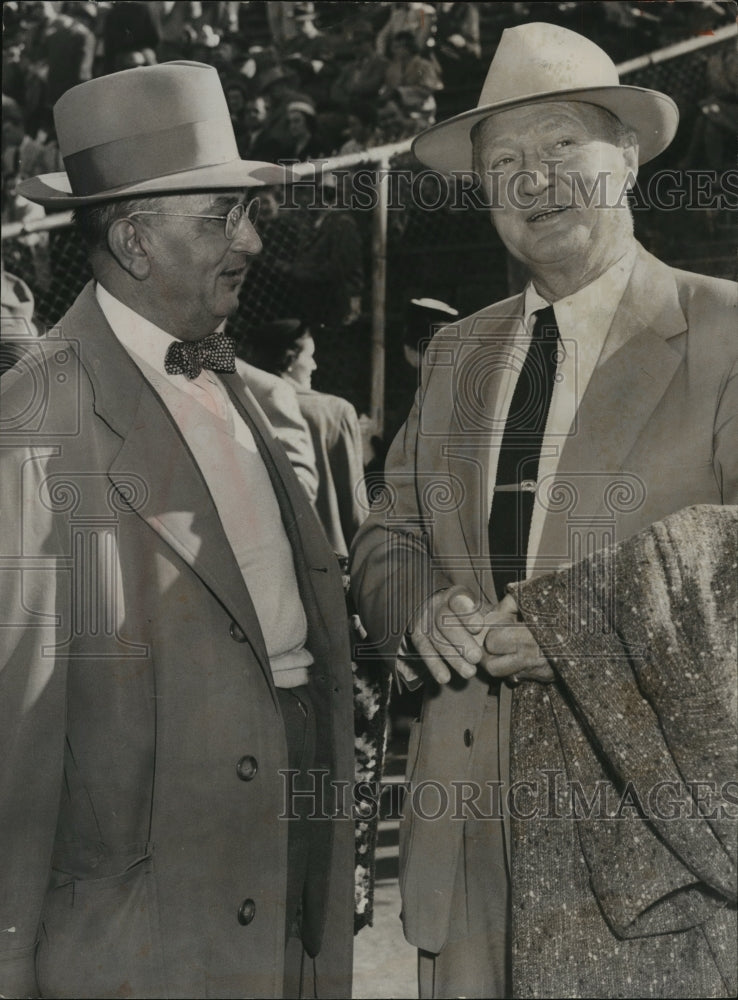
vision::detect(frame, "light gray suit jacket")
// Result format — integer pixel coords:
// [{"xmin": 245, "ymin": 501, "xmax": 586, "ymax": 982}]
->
[
  {"xmin": 0, "ymin": 283, "xmax": 355, "ymax": 999},
  {"xmin": 350, "ymin": 243, "xmax": 738, "ymax": 953}
]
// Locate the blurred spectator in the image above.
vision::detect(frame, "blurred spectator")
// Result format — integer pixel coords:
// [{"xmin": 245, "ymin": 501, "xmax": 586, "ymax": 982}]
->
[
  {"xmin": 329, "ymin": 20, "xmax": 388, "ymax": 109},
  {"xmin": 237, "ymin": 95, "xmax": 266, "ymax": 156},
  {"xmin": 249, "ymin": 64, "xmax": 311, "ymax": 161},
  {"xmin": 255, "ymin": 184, "xmax": 281, "ymax": 223},
  {"xmin": 338, "ymin": 102, "xmax": 381, "ymax": 155},
  {"xmin": 284, "ymin": 99, "xmax": 327, "ymax": 160},
  {"xmin": 224, "ymin": 79, "xmax": 252, "ymax": 155},
  {"xmin": 102, "ymin": 0, "xmax": 160, "ymax": 73},
  {"xmin": 376, "ymin": 86, "xmax": 437, "ymax": 141},
  {"xmin": 434, "ymin": 2, "xmax": 481, "ymax": 60},
  {"xmin": 147, "ymin": 1, "xmax": 230, "ymax": 62},
  {"xmin": 1, "ymin": 257, "xmax": 40, "ymax": 376},
  {"xmin": 1, "ymin": 102, "xmax": 62, "ymax": 189},
  {"xmin": 432, "ymin": 2, "xmax": 481, "ymax": 114},
  {"xmin": 42, "ymin": 1, "xmax": 98, "ymax": 107},
  {"xmin": 375, "ymin": 93, "xmax": 415, "ymax": 143},
  {"xmin": 375, "ymin": 2, "xmax": 436, "ymax": 58},
  {"xmin": 281, "ymin": 51, "xmax": 333, "ymax": 108},
  {"xmin": 278, "ymin": 172, "xmax": 364, "ymax": 329},
  {"xmin": 1, "ymin": 96, "xmax": 26, "ymax": 186},
  {"xmin": 382, "ymin": 30, "xmax": 443, "ymax": 94},
  {"xmin": 246, "ymin": 318, "xmax": 368, "ymax": 559},
  {"xmin": 682, "ymin": 41, "xmax": 738, "ymax": 169},
  {"xmin": 267, "ymin": 1, "xmax": 317, "ymax": 51}
]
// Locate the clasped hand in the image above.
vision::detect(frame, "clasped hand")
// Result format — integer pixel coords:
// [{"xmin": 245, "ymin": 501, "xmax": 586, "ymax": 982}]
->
[{"xmin": 407, "ymin": 585, "xmax": 554, "ymax": 686}]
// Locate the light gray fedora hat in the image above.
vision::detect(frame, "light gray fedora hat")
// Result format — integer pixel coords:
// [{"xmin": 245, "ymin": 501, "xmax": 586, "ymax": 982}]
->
[
  {"xmin": 18, "ymin": 61, "xmax": 293, "ymax": 208},
  {"xmin": 412, "ymin": 22, "xmax": 679, "ymax": 174}
]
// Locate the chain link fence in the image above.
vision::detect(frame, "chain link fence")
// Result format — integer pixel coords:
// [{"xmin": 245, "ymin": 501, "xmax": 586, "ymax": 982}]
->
[{"xmin": 3, "ymin": 29, "xmax": 735, "ymax": 433}]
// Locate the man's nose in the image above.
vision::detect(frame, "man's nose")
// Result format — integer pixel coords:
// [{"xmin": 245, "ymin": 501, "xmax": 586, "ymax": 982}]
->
[
  {"xmin": 510, "ymin": 156, "xmax": 553, "ymax": 208},
  {"xmin": 518, "ymin": 155, "xmax": 551, "ymax": 194},
  {"xmin": 231, "ymin": 216, "xmax": 262, "ymax": 255}
]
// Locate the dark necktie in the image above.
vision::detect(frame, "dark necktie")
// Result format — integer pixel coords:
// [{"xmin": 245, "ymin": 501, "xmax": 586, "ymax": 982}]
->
[
  {"xmin": 488, "ymin": 305, "xmax": 560, "ymax": 601},
  {"xmin": 164, "ymin": 332, "xmax": 236, "ymax": 380}
]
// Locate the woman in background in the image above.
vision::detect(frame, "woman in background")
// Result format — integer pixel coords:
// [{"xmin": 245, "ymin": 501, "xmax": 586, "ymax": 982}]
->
[{"xmin": 247, "ymin": 319, "xmax": 368, "ymax": 560}]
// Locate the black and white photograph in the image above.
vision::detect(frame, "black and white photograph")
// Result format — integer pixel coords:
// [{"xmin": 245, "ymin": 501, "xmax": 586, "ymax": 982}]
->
[{"xmin": 1, "ymin": 2, "xmax": 736, "ymax": 998}]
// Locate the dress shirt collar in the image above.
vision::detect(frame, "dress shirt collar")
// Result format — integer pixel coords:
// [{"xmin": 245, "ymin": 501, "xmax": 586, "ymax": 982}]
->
[
  {"xmin": 95, "ymin": 281, "xmax": 179, "ymax": 374},
  {"xmin": 522, "ymin": 242, "xmax": 638, "ymax": 343}
]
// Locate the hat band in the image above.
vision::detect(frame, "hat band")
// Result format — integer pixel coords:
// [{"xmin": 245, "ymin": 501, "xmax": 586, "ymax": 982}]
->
[{"xmin": 63, "ymin": 119, "xmax": 239, "ymax": 197}]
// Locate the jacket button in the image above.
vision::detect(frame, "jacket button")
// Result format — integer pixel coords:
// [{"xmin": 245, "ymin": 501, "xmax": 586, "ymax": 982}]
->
[
  {"xmin": 229, "ymin": 621, "xmax": 247, "ymax": 642},
  {"xmin": 236, "ymin": 755, "xmax": 258, "ymax": 781},
  {"xmin": 238, "ymin": 898, "xmax": 256, "ymax": 925},
  {"xmin": 463, "ymin": 728, "xmax": 473, "ymax": 747}
]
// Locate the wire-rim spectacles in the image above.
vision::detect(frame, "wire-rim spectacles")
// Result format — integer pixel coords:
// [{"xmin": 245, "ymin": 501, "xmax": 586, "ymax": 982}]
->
[{"xmin": 128, "ymin": 197, "xmax": 260, "ymax": 240}]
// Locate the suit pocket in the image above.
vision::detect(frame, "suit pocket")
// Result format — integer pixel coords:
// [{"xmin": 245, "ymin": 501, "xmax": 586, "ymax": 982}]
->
[{"xmin": 37, "ymin": 854, "xmax": 166, "ymax": 999}]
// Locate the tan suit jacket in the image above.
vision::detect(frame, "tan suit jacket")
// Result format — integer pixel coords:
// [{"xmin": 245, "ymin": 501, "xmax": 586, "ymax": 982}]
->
[
  {"xmin": 350, "ymin": 244, "xmax": 738, "ymax": 953},
  {"xmin": 0, "ymin": 284, "xmax": 354, "ymax": 999},
  {"xmin": 294, "ymin": 386, "xmax": 368, "ymax": 559}
]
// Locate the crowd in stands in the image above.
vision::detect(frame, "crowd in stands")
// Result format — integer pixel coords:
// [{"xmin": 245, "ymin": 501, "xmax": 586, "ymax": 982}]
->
[
  {"xmin": 4, "ymin": 1, "xmax": 731, "ymax": 222},
  {"xmin": 2, "ymin": 2, "xmax": 733, "ymax": 371}
]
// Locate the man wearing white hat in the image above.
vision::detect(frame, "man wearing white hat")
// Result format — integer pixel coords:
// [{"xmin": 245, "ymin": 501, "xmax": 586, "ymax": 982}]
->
[
  {"xmin": 351, "ymin": 22, "xmax": 737, "ymax": 999},
  {"xmin": 0, "ymin": 63, "xmax": 354, "ymax": 999}
]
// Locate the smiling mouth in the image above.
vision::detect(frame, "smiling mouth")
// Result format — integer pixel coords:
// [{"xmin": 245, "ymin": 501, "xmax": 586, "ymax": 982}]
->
[
  {"xmin": 528, "ymin": 206, "xmax": 569, "ymax": 223},
  {"xmin": 221, "ymin": 266, "xmax": 247, "ymax": 280}
]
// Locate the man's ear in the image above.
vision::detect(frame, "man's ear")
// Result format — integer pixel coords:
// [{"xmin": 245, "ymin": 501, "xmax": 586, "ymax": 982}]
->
[{"xmin": 106, "ymin": 218, "xmax": 151, "ymax": 280}]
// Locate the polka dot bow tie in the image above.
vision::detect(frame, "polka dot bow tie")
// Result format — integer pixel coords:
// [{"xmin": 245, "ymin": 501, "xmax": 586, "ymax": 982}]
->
[{"xmin": 164, "ymin": 332, "xmax": 237, "ymax": 380}]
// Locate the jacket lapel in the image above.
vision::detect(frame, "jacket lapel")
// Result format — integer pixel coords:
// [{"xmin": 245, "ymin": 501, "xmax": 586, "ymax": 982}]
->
[
  {"xmin": 219, "ymin": 373, "xmax": 333, "ymax": 647},
  {"xmin": 535, "ymin": 246, "xmax": 687, "ymax": 570},
  {"xmin": 65, "ymin": 285, "xmax": 274, "ymax": 679},
  {"xmin": 445, "ymin": 300, "xmax": 525, "ymax": 604}
]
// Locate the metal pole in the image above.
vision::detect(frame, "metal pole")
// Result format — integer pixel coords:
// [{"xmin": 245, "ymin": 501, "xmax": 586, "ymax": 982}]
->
[{"xmin": 370, "ymin": 156, "xmax": 390, "ymax": 438}]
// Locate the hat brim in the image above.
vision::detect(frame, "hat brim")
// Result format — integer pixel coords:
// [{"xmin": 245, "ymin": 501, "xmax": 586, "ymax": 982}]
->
[
  {"xmin": 17, "ymin": 159, "xmax": 295, "ymax": 209},
  {"xmin": 412, "ymin": 85, "xmax": 679, "ymax": 175}
]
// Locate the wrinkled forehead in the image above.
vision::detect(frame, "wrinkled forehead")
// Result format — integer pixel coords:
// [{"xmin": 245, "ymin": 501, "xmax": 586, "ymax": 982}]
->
[{"xmin": 473, "ymin": 101, "xmax": 613, "ymax": 150}]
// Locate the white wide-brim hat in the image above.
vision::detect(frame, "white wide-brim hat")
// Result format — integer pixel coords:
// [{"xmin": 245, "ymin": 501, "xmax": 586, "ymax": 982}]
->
[
  {"xmin": 18, "ymin": 62, "xmax": 293, "ymax": 208},
  {"xmin": 412, "ymin": 23, "xmax": 679, "ymax": 174}
]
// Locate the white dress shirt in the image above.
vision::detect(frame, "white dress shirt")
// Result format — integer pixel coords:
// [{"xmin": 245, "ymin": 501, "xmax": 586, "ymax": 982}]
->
[
  {"xmin": 96, "ymin": 283, "xmax": 312, "ymax": 687},
  {"xmin": 396, "ymin": 245, "xmax": 638, "ymax": 687},
  {"xmin": 488, "ymin": 243, "xmax": 638, "ymax": 575}
]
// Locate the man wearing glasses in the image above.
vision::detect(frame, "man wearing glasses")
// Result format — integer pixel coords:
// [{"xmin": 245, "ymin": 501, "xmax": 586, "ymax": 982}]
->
[{"xmin": 0, "ymin": 63, "xmax": 354, "ymax": 999}]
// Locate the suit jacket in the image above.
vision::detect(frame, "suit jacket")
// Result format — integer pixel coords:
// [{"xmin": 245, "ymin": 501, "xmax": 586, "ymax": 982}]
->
[
  {"xmin": 349, "ymin": 243, "xmax": 738, "ymax": 954},
  {"xmin": 0, "ymin": 284, "xmax": 355, "ymax": 999},
  {"xmin": 293, "ymin": 386, "xmax": 368, "ymax": 559},
  {"xmin": 241, "ymin": 361, "xmax": 320, "ymax": 505}
]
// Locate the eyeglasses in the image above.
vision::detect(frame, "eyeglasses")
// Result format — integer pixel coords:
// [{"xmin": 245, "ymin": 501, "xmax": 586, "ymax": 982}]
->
[{"xmin": 127, "ymin": 197, "xmax": 260, "ymax": 240}]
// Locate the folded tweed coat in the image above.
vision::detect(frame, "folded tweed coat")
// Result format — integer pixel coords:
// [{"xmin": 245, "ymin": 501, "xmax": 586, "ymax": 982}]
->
[{"xmin": 510, "ymin": 504, "xmax": 737, "ymax": 999}]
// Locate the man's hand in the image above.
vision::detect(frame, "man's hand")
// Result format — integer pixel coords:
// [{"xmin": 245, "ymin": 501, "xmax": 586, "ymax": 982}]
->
[
  {"xmin": 406, "ymin": 585, "xmax": 492, "ymax": 684},
  {"xmin": 480, "ymin": 593, "xmax": 554, "ymax": 684},
  {"xmin": 406, "ymin": 588, "xmax": 554, "ymax": 686}
]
